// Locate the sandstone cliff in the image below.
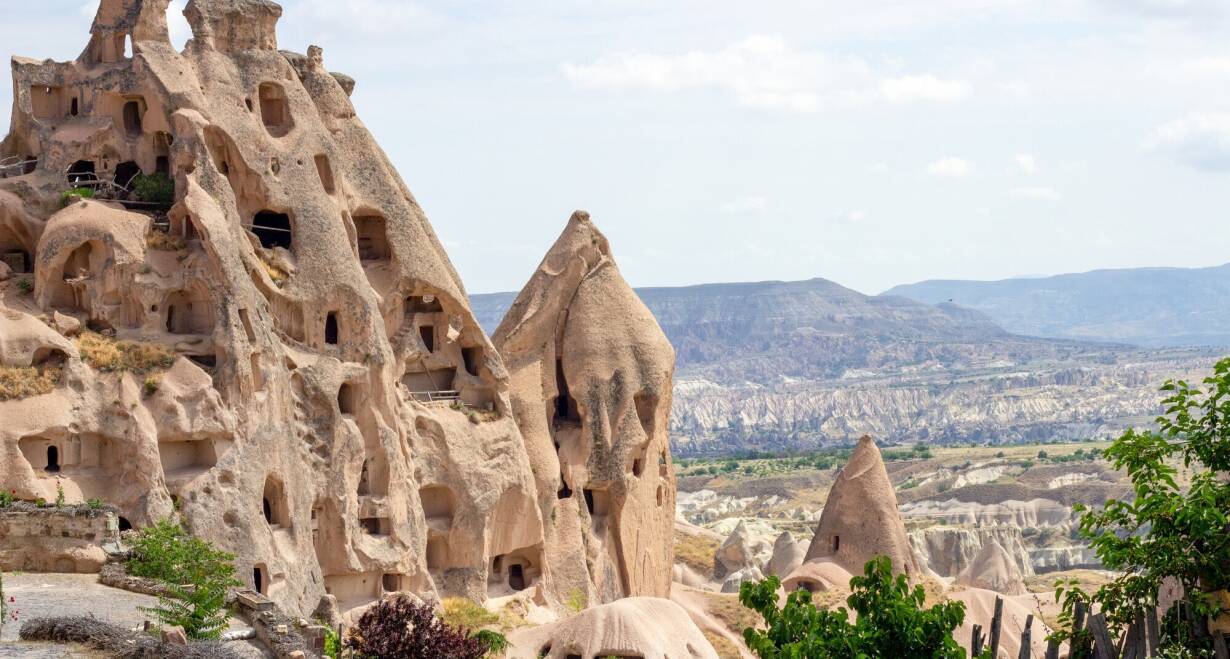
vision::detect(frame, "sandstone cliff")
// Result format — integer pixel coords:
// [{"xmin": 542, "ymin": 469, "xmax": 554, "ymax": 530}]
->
[
  {"xmin": 493, "ymin": 211, "xmax": 677, "ymax": 605},
  {"xmin": 0, "ymin": 0, "xmax": 676, "ymax": 621}
]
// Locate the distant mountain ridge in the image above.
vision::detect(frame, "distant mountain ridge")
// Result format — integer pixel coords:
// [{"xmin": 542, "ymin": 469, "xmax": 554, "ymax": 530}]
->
[
  {"xmin": 473, "ymin": 277, "xmax": 1216, "ymax": 455},
  {"xmin": 885, "ymin": 264, "xmax": 1230, "ymax": 348}
]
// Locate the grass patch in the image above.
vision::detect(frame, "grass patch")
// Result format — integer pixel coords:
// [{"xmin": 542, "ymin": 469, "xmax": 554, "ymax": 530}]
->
[
  {"xmin": 701, "ymin": 591, "xmax": 761, "ymax": 636},
  {"xmin": 674, "ymin": 529, "xmax": 721, "ymax": 578},
  {"xmin": 78, "ymin": 332, "xmax": 176, "ymax": 373},
  {"xmin": 146, "ymin": 231, "xmax": 186, "ymax": 252},
  {"xmin": 703, "ymin": 630, "xmax": 745, "ymax": 659},
  {"xmin": 0, "ymin": 366, "xmax": 61, "ymax": 400},
  {"xmin": 439, "ymin": 597, "xmax": 498, "ymax": 631}
]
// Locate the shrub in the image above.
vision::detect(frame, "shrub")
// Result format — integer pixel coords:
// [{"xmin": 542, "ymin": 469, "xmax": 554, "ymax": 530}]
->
[
  {"xmin": 60, "ymin": 187, "xmax": 94, "ymax": 207},
  {"xmin": 472, "ymin": 629, "xmax": 509, "ymax": 655},
  {"xmin": 0, "ymin": 366, "xmax": 60, "ymax": 400},
  {"xmin": 86, "ymin": 498, "xmax": 103, "ymax": 510},
  {"xmin": 566, "ymin": 588, "xmax": 588, "ymax": 613},
  {"xmin": 739, "ymin": 556, "xmax": 982, "ymax": 659},
  {"xmin": 1038, "ymin": 450, "xmax": 1048, "ymax": 459},
  {"xmin": 0, "ymin": 491, "xmax": 14, "ymax": 507},
  {"xmin": 131, "ymin": 173, "xmax": 175, "ymax": 205},
  {"xmin": 130, "ymin": 520, "xmax": 241, "ymax": 639},
  {"xmin": 344, "ymin": 596, "xmax": 486, "ymax": 659},
  {"xmin": 55, "ymin": 482, "xmax": 65, "ymax": 508},
  {"xmin": 1058, "ymin": 358, "xmax": 1230, "ymax": 645},
  {"xmin": 143, "ymin": 377, "xmax": 161, "ymax": 397},
  {"xmin": 15, "ymin": 278, "xmax": 33, "ymax": 295},
  {"xmin": 35, "ymin": 498, "xmax": 47, "ymax": 507}
]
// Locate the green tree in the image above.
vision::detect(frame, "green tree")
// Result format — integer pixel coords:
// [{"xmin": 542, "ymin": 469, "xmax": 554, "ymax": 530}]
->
[
  {"xmin": 1064, "ymin": 358, "xmax": 1230, "ymax": 640},
  {"xmin": 131, "ymin": 520, "xmax": 241, "ymax": 639},
  {"xmin": 739, "ymin": 556, "xmax": 982, "ymax": 659}
]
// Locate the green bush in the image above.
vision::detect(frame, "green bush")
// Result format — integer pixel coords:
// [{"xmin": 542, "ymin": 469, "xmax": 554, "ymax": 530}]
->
[
  {"xmin": 0, "ymin": 491, "xmax": 13, "ymax": 507},
  {"xmin": 739, "ymin": 556, "xmax": 984, "ymax": 659},
  {"xmin": 86, "ymin": 498, "xmax": 103, "ymax": 510},
  {"xmin": 60, "ymin": 187, "xmax": 94, "ymax": 206},
  {"xmin": 131, "ymin": 173, "xmax": 174, "ymax": 205},
  {"xmin": 1058, "ymin": 358, "xmax": 1230, "ymax": 648},
  {"xmin": 130, "ymin": 520, "xmax": 240, "ymax": 639},
  {"xmin": 472, "ymin": 629, "xmax": 509, "ymax": 655}
]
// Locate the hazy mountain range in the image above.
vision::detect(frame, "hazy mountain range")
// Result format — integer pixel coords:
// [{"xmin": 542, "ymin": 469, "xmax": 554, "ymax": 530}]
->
[
  {"xmin": 472, "ymin": 267, "xmax": 1220, "ymax": 455},
  {"xmin": 886, "ymin": 263, "xmax": 1230, "ymax": 348}
]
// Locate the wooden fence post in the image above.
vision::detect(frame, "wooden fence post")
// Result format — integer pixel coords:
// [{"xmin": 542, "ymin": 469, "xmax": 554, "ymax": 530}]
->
[
  {"xmin": 1145, "ymin": 609, "xmax": 1160, "ymax": 658},
  {"xmin": 989, "ymin": 596, "xmax": 1004, "ymax": 659},
  {"xmin": 1044, "ymin": 638, "xmax": 1060, "ymax": 659},
  {"xmin": 1073, "ymin": 601, "xmax": 1089, "ymax": 659},
  {"xmin": 1213, "ymin": 632, "xmax": 1229, "ymax": 659},
  {"xmin": 1018, "ymin": 614, "xmax": 1034, "ymax": 659},
  {"xmin": 1088, "ymin": 613, "xmax": 1115, "ymax": 659},
  {"xmin": 972, "ymin": 623, "xmax": 984, "ymax": 657}
]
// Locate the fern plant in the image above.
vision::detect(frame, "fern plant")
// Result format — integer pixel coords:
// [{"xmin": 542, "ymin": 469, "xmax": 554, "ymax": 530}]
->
[{"xmin": 132, "ymin": 519, "xmax": 240, "ymax": 639}]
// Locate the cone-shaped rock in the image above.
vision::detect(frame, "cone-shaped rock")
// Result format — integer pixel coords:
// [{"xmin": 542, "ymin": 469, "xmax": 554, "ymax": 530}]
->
[
  {"xmin": 803, "ymin": 435, "xmax": 922, "ymax": 578},
  {"xmin": 494, "ymin": 211, "xmax": 677, "ymax": 605}
]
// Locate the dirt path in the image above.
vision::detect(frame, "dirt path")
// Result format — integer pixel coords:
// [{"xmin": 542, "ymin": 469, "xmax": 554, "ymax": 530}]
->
[{"xmin": 0, "ymin": 572, "xmax": 269, "ymax": 657}]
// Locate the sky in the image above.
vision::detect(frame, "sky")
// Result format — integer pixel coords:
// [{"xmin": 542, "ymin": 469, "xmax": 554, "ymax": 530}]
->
[{"xmin": 2, "ymin": 1, "xmax": 1229, "ymax": 295}]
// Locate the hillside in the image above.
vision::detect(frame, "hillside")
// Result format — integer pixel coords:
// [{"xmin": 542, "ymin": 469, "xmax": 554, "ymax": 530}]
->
[
  {"xmin": 472, "ymin": 278, "xmax": 1217, "ymax": 455},
  {"xmin": 885, "ymin": 263, "xmax": 1230, "ymax": 347}
]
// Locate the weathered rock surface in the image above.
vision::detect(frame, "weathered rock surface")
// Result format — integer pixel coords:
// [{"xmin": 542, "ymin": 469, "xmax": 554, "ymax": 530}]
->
[
  {"xmin": 765, "ymin": 531, "xmax": 806, "ymax": 579},
  {"xmin": 713, "ymin": 519, "xmax": 771, "ymax": 580},
  {"xmin": 909, "ymin": 525, "xmax": 1034, "ymax": 580},
  {"xmin": 955, "ymin": 540, "xmax": 1027, "ymax": 595},
  {"xmin": 493, "ymin": 211, "xmax": 677, "ymax": 605},
  {"xmin": 509, "ymin": 597, "xmax": 718, "ymax": 659},
  {"xmin": 0, "ymin": 0, "xmax": 674, "ymax": 622},
  {"xmin": 801, "ymin": 436, "xmax": 922, "ymax": 578}
]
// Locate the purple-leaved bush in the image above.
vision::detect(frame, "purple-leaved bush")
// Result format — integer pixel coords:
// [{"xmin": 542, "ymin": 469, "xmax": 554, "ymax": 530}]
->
[{"xmin": 345, "ymin": 596, "xmax": 486, "ymax": 659}]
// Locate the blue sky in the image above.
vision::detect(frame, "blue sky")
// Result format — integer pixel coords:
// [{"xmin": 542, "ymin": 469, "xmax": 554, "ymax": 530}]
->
[{"xmin": 3, "ymin": 1, "xmax": 1229, "ymax": 295}]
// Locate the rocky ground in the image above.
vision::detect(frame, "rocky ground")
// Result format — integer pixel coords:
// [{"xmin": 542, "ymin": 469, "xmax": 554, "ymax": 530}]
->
[
  {"xmin": 0, "ymin": 573, "xmax": 267, "ymax": 658},
  {"xmin": 670, "ymin": 442, "xmax": 1126, "ymax": 657}
]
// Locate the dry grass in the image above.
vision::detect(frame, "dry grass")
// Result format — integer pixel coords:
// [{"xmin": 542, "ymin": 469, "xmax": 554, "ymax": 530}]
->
[
  {"xmin": 145, "ymin": 231, "xmax": 186, "ymax": 252},
  {"xmin": 675, "ymin": 529, "xmax": 720, "ymax": 578},
  {"xmin": 77, "ymin": 332, "xmax": 176, "ymax": 373},
  {"xmin": 704, "ymin": 630, "xmax": 745, "ymax": 659},
  {"xmin": 0, "ymin": 366, "xmax": 61, "ymax": 400},
  {"xmin": 700, "ymin": 591, "xmax": 761, "ymax": 636},
  {"xmin": 1023, "ymin": 568, "xmax": 1115, "ymax": 595},
  {"xmin": 258, "ymin": 254, "xmax": 288, "ymax": 286}
]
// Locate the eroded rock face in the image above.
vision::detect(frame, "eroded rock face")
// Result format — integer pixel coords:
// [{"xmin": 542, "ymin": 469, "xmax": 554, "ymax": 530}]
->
[
  {"xmin": 509, "ymin": 597, "xmax": 718, "ymax": 659},
  {"xmin": 494, "ymin": 211, "xmax": 677, "ymax": 605},
  {"xmin": 0, "ymin": 0, "xmax": 547, "ymax": 616},
  {"xmin": 955, "ymin": 540, "xmax": 1027, "ymax": 595},
  {"xmin": 802, "ymin": 435, "xmax": 922, "ymax": 578},
  {"xmin": 909, "ymin": 525, "xmax": 1034, "ymax": 580}
]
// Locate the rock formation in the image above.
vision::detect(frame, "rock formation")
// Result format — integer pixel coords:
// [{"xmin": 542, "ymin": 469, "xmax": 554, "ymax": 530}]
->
[
  {"xmin": 0, "ymin": 0, "xmax": 676, "ymax": 622},
  {"xmin": 765, "ymin": 531, "xmax": 806, "ymax": 578},
  {"xmin": 713, "ymin": 519, "xmax": 772, "ymax": 580},
  {"xmin": 955, "ymin": 540, "xmax": 1027, "ymax": 595},
  {"xmin": 909, "ymin": 525, "xmax": 1034, "ymax": 580},
  {"xmin": 800, "ymin": 435, "xmax": 922, "ymax": 578},
  {"xmin": 509, "ymin": 597, "xmax": 718, "ymax": 659},
  {"xmin": 493, "ymin": 210, "xmax": 677, "ymax": 605}
]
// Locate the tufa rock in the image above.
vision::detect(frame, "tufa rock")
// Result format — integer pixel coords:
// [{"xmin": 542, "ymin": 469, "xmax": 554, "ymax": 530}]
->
[
  {"xmin": 713, "ymin": 519, "xmax": 772, "ymax": 580},
  {"xmin": 509, "ymin": 597, "xmax": 718, "ymax": 659},
  {"xmin": 493, "ymin": 211, "xmax": 678, "ymax": 606},
  {"xmin": 801, "ymin": 435, "xmax": 923, "ymax": 579},
  {"xmin": 765, "ymin": 531, "xmax": 807, "ymax": 579},
  {"xmin": 954, "ymin": 539, "xmax": 1027, "ymax": 596}
]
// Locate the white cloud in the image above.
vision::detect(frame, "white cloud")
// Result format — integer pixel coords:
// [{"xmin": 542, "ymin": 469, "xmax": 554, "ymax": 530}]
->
[
  {"xmin": 297, "ymin": 0, "xmax": 445, "ymax": 36},
  {"xmin": 926, "ymin": 157, "xmax": 972, "ymax": 177},
  {"xmin": 880, "ymin": 75, "xmax": 970, "ymax": 103},
  {"xmin": 563, "ymin": 36, "xmax": 970, "ymax": 113},
  {"xmin": 1144, "ymin": 112, "xmax": 1230, "ymax": 171},
  {"xmin": 719, "ymin": 196, "xmax": 769, "ymax": 214},
  {"xmin": 1014, "ymin": 153, "xmax": 1038, "ymax": 174},
  {"xmin": 869, "ymin": 162, "xmax": 891, "ymax": 173},
  {"xmin": 167, "ymin": 1, "xmax": 190, "ymax": 49},
  {"xmin": 845, "ymin": 209, "xmax": 867, "ymax": 223},
  {"xmin": 1010, "ymin": 186, "xmax": 1062, "ymax": 201},
  {"xmin": 997, "ymin": 81, "xmax": 1032, "ymax": 98}
]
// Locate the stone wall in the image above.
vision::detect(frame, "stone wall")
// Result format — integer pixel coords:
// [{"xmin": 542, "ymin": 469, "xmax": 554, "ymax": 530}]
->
[{"xmin": 0, "ymin": 504, "xmax": 116, "ymax": 572}]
